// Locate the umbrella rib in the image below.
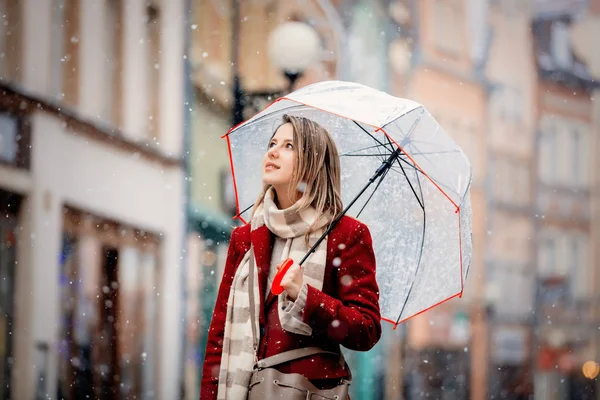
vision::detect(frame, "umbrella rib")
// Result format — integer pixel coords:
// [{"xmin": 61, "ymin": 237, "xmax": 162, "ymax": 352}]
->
[
  {"xmin": 385, "ymin": 133, "xmax": 462, "ymax": 199},
  {"xmin": 396, "ymin": 206, "xmax": 427, "ymax": 325},
  {"xmin": 352, "ymin": 120, "xmax": 394, "ymax": 154},
  {"xmin": 407, "ymin": 149, "xmax": 462, "ymax": 156},
  {"xmin": 396, "ymin": 163, "xmax": 428, "ymax": 326},
  {"xmin": 387, "ymin": 165, "xmax": 460, "ymax": 199},
  {"xmin": 387, "ymin": 136, "xmax": 424, "ymax": 210},
  {"xmin": 339, "ymin": 142, "xmax": 396, "ymax": 157},
  {"xmin": 355, "ymin": 161, "xmax": 392, "ymax": 219},
  {"xmin": 386, "ymin": 131, "xmax": 428, "ymax": 323},
  {"xmin": 390, "ymin": 156, "xmax": 420, "ymax": 172},
  {"xmin": 350, "ymin": 134, "xmax": 391, "ymax": 219},
  {"xmin": 381, "ymin": 134, "xmax": 429, "ymax": 325},
  {"xmin": 341, "ymin": 154, "xmax": 399, "ymax": 158}
]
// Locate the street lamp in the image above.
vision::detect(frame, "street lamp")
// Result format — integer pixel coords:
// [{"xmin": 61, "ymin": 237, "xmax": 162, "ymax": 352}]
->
[
  {"xmin": 267, "ymin": 21, "xmax": 322, "ymax": 85},
  {"xmin": 230, "ymin": 1, "xmax": 321, "ymax": 126}
]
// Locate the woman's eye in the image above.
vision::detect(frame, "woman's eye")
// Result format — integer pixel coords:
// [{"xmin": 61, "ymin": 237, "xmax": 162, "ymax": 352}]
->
[
  {"xmin": 286, "ymin": 143, "xmax": 294, "ymax": 149},
  {"xmin": 268, "ymin": 142, "xmax": 276, "ymax": 148}
]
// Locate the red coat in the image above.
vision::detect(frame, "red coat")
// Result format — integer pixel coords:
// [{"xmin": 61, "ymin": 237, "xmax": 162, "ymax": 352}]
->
[{"xmin": 200, "ymin": 216, "xmax": 381, "ymax": 399}]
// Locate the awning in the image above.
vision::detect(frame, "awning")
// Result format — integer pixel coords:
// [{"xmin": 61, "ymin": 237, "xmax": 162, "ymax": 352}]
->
[{"xmin": 187, "ymin": 203, "xmax": 235, "ymax": 244}]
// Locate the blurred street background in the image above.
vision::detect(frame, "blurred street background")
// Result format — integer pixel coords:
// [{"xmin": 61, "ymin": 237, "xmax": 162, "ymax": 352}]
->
[{"xmin": 0, "ymin": 0, "xmax": 599, "ymax": 399}]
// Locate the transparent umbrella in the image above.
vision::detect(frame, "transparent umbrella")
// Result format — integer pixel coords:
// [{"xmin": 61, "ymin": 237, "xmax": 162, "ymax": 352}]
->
[{"xmin": 223, "ymin": 80, "xmax": 473, "ymax": 328}]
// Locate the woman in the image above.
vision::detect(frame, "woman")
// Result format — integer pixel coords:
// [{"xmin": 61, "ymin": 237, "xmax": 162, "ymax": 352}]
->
[{"xmin": 201, "ymin": 114, "xmax": 381, "ymax": 399}]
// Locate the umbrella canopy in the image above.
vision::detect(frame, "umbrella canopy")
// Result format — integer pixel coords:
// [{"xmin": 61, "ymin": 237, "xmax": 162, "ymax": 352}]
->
[{"xmin": 223, "ymin": 80, "xmax": 473, "ymax": 327}]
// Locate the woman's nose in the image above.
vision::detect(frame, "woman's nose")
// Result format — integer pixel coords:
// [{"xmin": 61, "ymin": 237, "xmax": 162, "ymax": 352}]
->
[{"xmin": 268, "ymin": 147, "xmax": 278, "ymax": 158}]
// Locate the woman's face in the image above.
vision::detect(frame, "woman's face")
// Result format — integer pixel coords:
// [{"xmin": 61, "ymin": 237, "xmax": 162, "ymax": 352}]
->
[{"xmin": 262, "ymin": 123, "xmax": 297, "ymax": 192}]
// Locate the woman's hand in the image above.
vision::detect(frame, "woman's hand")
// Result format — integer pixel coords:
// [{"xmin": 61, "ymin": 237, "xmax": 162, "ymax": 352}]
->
[{"xmin": 279, "ymin": 261, "xmax": 303, "ymax": 300}]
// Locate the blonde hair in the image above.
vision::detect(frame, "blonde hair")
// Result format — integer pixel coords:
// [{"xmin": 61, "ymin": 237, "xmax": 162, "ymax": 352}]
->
[{"xmin": 254, "ymin": 114, "xmax": 343, "ymax": 239}]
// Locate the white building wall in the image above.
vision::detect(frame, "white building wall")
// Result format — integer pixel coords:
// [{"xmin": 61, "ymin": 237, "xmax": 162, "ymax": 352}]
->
[
  {"xmin": 13, "ymin": 112, "xmax": 185, "ymax": 399},
  {"xmin": 7, "ymin": 0, "xmax": 188, "ymax": 397}
]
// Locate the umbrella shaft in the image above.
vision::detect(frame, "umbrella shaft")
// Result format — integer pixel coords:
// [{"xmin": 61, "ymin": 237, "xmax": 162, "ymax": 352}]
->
[
  {"xmin": 298, "ymin": 147, "xmax": 401, "ymax": 266},
  {"xmin": 372, "ymin": 148, "xmax": 402, "ymax": 182}
]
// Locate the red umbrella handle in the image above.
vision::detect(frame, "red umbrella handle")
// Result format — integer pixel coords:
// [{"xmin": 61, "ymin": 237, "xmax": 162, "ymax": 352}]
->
[{"xmin": 271, "ymin": 258, "xmax": 294, "ymax": 295}]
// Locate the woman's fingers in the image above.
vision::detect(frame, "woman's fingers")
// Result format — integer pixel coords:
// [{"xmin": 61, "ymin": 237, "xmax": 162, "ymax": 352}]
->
[
  {"xmin": 280, "ymin": 263, "xmax": 302, "ymax": 288},
  {"xmin": 279, "ymin": 262, "xmax": 303, "ymax": 300}
]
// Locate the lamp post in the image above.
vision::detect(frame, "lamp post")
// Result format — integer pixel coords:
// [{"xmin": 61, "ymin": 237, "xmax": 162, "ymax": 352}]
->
[{"xmin": 230, "ymin": 0, "xmax": 321, "ymax": 126}]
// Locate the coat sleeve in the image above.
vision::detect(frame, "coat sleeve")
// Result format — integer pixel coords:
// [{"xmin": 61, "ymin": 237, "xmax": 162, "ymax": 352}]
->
[
  {"xmin": 302, "ymin": 223, "xmax": 382, "ymax": 351},
  {"xmin": 200, "ymin": 227, "xmax": 242, "ymax": 399}
]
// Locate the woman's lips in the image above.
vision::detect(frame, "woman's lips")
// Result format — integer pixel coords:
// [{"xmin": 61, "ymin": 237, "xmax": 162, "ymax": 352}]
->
[{"xmin": 265, "ymin": 162, "xmax": 279, "ymax": 171}]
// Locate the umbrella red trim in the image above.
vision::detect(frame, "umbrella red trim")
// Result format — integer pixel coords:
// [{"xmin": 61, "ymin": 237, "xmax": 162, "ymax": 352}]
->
[
  {"xmin": 458, "ymin": 207, "xmax": 464, "ymax": 297},
  {"xmin": 387, "ymin": 291, "xmax": 464, "ymax": 330},
  {"xmin": 226, "ymin": 135, "xmax": 247, "ymax": 224},
  {"xmin": 221, "ymin": 97, "xmax": 287, "ymax": 138},
  {"xmin": 383, "ymin": 209, "xmax": 465, "ymax": 330}
]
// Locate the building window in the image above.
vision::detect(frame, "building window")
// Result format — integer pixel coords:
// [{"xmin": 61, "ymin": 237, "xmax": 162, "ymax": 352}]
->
[
  {"xmin": 50, "ymin": 0, "xmax": 66, "ymax": 99},
  {"xmin": 466, "ymin": 0, "xmax": 488, "ymax": 64},
  {"xmin": 538, "ymin": 235, "xmax": 557, "ymax": 277},
  {"xmin": 0, "ymin": 112, "xmax": 31, "ymax": 169},
  {"xmin": 571, "ymin": 127, "xmax": 580, "ymax": 181},
  {"xmin": 538, "ymin": 119, "xmax": 557, "ymax": 184},
  {"xmin": 433, "ymin": 0, "xmax": 462, "ymax": 55},
  {"xmin": 556, "ymin": 123, "xmax": 571, "ymax": 184},
  {"xmin": 493, "ymin": 267, "xmax": 532, "ymax": 319},
  {"xmin": 58, "ymin": 209, "xmax": 159, "ymax": 400},
  {"xmin": 493, "ymin": 86, "xmax": 522, "ymax": 124},
  {"xmin": 0, "ymin": 114, "xmax": 18, "ymax": 165},
  {"xmin": 348, "ymin": 0, "xmax": 388, "ymax": 90},
  {"xmin": 493, "ymin": 156, "xmax": 530, "ymax": 206},
  {"xmin": 0, "ymin": 189, "xmax": 22, "ymax": 400},
  {"xmin": 0, "ymin": 0, "xmax": 22, "ymax": 83},
  {"xmin": 571, "ymin": 126, "xmax": 589, "ymax": 188},
  {"xmin": 104, "ymin": 0, "xmax": 123, "ymax": 126},
  {"xmin": 516, "ymin": 163, "xmax": 530, "ymax": 204},
  {"xmin": 117, "ymin": 247, "xmax": 158, "ymax": 397},
  {"xmin": 551, "ymin": 21, "xmax": 572, "ymax": 69},
  {"xmin": 146, "ymin": 3, "xmax": 161, "ymax": 140},
  {"xmin": 539, "ymin": 116, "xmax": 590, "ymax": 188},
  {"xmin": 62, "ymin": 0, "xmax": 81, "ymax": 107},
  {"xmin": 569, "ymin": 234, "xmax": 589, "ymax": 299}
]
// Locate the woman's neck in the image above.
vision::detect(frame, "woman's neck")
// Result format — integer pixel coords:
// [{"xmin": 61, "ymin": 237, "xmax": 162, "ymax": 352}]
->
[{"xmin": 273, "ymin": 187, "xmax": 297, "ymax": 209}]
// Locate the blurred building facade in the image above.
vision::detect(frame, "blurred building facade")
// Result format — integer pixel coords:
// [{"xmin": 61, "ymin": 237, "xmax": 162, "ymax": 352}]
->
[
  {"xmin": 570, "ymin": 1, "xmax": 600, "ymax": 395},
  {"xmin": 531, "ymin": 0, "xmax": 600, "ymax": 398},
  {"xmin": 0, "ymin": 1, "xmax": 187, "ymax": 399},
  {"xmin": 388, "ymin": 0, "xmax": 489, "ymax": 398},
  {"xmin": 484, "ymin": 1, "xmax": 537, "ymax": 399},
  {"xmin": 187, "ymin": 0, "xmax": 600, "ymax": 399},
  {"xmin": 389, "ymin": 0, "xmax": 600, "ymax": 399},
  {"xmin": 186, "ymin": 1, "xmax": 399, "ymax": 399},
  {"xmin": 1, "ymin": 1, "xmax": 597, "ymax": 399}
]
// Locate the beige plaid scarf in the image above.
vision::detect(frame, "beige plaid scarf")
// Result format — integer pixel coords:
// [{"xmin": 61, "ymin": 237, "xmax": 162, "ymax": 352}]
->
[{"xmin": 217, "ymin": 187, "xmax": 331, "ymax": 399}]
